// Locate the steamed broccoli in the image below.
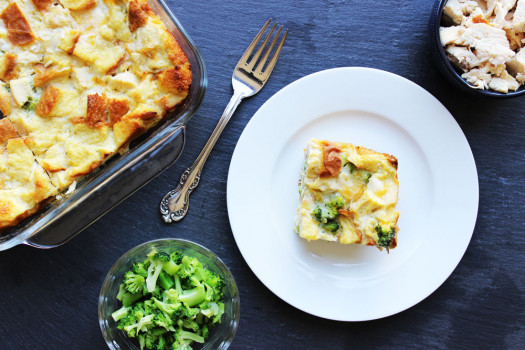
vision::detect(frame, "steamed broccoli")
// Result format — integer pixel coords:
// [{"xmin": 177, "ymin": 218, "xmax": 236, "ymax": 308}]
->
[
  {"xmin": 146, "ymin": 250, "xmax": 170, "ymax": 293},
  {"xmin": 375, "ymin": 225, "xmax": 396, "ymax": 249},
  {"xmin": 311, "ymin": 195, "xmax": 345, "ymax": 234},
  {"xmin": 178, "ymin": 278, "xmax": 206, "ymax": 307},
  {"xmin": 124, "ymin": 271, "xmax": 146, "ymax": 294},
  {"xmin": 132, "ymin": 262, "xmax": 149, "ymax": 277},
  {"xmin": 112, "ymin": 248, "xmax": 226, "ymax": 350}
]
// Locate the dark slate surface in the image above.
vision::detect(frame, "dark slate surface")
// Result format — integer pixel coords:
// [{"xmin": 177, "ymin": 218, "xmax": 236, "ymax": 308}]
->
[{"xmin": 1, "ymin": 0, "xmax": 524, "ymax": 349}]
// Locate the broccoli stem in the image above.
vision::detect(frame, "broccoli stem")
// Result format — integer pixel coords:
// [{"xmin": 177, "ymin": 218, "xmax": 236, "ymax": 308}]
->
[
  {"xmin": 179, "ymin": 287, "xmax": 206, "ymax": 307},
  {"xmin": 158, "ymin": 271, "xmax": 174, "ymax": 290},
  {"xmin": 121, "ymin": 292, "xmax": 142, "ymax": 307},
  {"xmin": 111, "ymin": 306, "xmax": 131, "ymax": 321},
  {"xmin": 174, "ymin": 274, "xmax": 182, "ymax": 295},
  {"xmin": 178, "ymin": 329, "xmax": 205, "ymax": 344},
  {"xmin": 163, "ymin": 260, "xmax": 179, "ymax": 275}
]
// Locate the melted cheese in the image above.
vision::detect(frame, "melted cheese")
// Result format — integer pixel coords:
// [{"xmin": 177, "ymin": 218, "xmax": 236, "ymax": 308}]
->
[
  {"xmin": 0, "ymin": 0, "xmax": 191, "ymax": 230},
  {"xmin": 295, "ymin": 139, "xmax": 400, "ymax": 251}
]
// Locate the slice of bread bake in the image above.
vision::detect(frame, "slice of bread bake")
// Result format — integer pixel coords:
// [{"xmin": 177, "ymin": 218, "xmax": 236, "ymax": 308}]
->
[
  {"xmin": 0, "ymin": 0, "xmax": 191, "ymax": 230},
  {"xmin": 295, "ymin": 139, "xmax": 400, "ymax": 251}
]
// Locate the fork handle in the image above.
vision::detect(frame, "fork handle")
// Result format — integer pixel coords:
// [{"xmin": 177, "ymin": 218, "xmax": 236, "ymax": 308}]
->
[{"xmin": 160, "ymin": 89, "xmax": 246, "ymax": 223}]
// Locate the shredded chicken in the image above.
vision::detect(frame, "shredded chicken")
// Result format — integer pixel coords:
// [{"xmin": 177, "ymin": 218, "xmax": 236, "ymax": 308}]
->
[{"xmin": 441, "ymin": 0, "xmax": 525, "ymax": 92}]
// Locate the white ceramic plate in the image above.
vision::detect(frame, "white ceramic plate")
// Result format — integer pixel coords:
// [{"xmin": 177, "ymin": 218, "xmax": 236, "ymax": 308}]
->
[{"xmin": 227, "ymin": 67, "xmax": 479, "ymax": 321}]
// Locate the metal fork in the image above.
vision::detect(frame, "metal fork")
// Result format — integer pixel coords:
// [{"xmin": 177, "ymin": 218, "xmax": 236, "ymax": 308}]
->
[{"xmin": 160, "ymin": 19, "xmax": 288, "ymax": 223}]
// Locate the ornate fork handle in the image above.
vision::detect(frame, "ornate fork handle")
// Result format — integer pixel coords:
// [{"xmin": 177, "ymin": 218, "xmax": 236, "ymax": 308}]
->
[
  {"xmin": 160, "ymin": 88, "xmax": 247, "ymax": 223},
  {"xmin": 160, "ymin": 19, "xmax": 287, "ymax": 223}
]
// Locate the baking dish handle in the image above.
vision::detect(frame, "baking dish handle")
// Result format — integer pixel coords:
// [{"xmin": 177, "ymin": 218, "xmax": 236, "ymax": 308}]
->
[{"xmin": 24, "ymin": 125, "xmax": 186, "ymax": 249}]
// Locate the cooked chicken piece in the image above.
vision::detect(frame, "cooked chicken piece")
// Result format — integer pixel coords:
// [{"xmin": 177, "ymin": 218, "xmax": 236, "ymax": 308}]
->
[
  {"xmin": 461, "ymin": 65, "xmax": 492, "ymax": 89},
  {"xmin": 461, "ymin": 23, "xmax": 515, "ymax": 65},
  {"xmin": 440, "ymin": 26, "xmax": 465, "ymax": 45},
  {"xmin": 488, "ymin": 70, "xmax": 520, "ymax": 91},
  {"xmin": 446, "ymin": 45, "xmax": 480, "ymax": 70},
  {"xmin": 506, "ymin": 47, "xmax": 525, "ymax": 74},
  {"xmin": 443, "ymin": 0, "xmax": 467, "ymax": 24},
  {"xmin": 505, "ymin": 28, "xmax": 525, "ymax": 50},
  {"xmin": 513, "ymin": 0, "xmax": 525, "ymax": 31},
  {"xmin": 484, "ymin": 0, "xmax": 498, "ymax": 17},
  {"xmin": 492, "ymin": 0, "xmax": 517, "ymax": 28}
]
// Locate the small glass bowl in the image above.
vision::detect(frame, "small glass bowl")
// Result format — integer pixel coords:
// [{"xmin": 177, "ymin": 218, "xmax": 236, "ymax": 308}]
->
[
  {"xmin": 429, "ymin": 0, "xmax": 525, "ymax": 98},
  {"xmin": 98, "ymin": 239, "xmax": 240, "ymax": 350}
]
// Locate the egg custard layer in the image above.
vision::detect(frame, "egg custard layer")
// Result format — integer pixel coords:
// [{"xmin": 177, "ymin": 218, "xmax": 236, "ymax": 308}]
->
[
  {"xmin": 0, "ymin": 0, "xmax": 191, "ymax": 230},
  {"xmin": 295, "ymin": 139, "xmax": 400, "ymax": 251}
]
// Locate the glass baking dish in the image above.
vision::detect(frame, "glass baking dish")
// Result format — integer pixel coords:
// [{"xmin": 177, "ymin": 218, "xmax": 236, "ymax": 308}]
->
[{"xmin": 0, "ymin": 0, "xmax": 207, "ymax": 251}]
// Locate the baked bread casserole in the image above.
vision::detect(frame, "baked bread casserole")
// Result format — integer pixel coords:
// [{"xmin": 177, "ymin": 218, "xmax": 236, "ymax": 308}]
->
[
  {"xmin": 295, "ymin": 139, "xmax": 400, "ymax": 251},
  {"xmin": 0, "ymin": 0, "xmax": 191, "ymax": 230}
]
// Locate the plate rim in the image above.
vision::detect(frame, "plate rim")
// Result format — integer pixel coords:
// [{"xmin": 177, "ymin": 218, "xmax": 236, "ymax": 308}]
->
[{"xmin": 227, "ymin": 67, "xmax": 479, "ymax": 321}]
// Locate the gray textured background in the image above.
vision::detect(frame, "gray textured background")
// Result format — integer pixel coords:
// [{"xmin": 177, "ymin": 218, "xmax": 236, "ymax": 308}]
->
[{"xmin": 1, "ymin": 0, "xmax": 524, "ymax": 349}]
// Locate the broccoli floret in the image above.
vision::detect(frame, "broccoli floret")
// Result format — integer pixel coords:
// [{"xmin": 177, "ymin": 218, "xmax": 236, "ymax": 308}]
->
[
  {"xmin": 311, "ymin": 195, "xmax": 345, "ymax": 234},
  {"xmin": 152, "ymin": 297, "xmax": 182, "ymax": 315},
  {"xmin": 124, "ymin": 271, "xmax": 146, "ymax": 295},
  {"xmin": 162, "ymin": 289, "xmax": 179, "ymax": 304},
  {"xmin": 375, "ymin": 225, "xmax": 396, "ymax": 249},
  {"xmin": 329, "ymin": 195, "xmax": 345, "ymax": 210},
  {"xmin": 178, "ymin": 256, "xmax": 200, "ymax": 280},
  {"xmin": 321, "ymin": 221, "xmax": 339, "ymax": 233},
  {"xmin": 139, "ymin": 332, "xmax": 158, "ymax": 350},
  {"xmin": 312, "ymin": 206, "xmax": 323, "ymax": 222},
  {"xmin": 115, "ymin": 248, "xmax": 226, "ymax": 349},
  {"xmin": 154, "ymin": 311, "xmax": 175, "ymax": 331},
  {"xmin": 122, "ymin": 314, "xmax": 155, "ymax": 338},
  {"xmin": 170, "ymin": 252, "xmax": 183, "ymax": 264},
  {"xmin": 157, "ymin": 334, "xmax": 168, "ymax": 350},
  {"xmin": 132, "ymin": 262, "xmax": 149, "ymax": 277},
  {"xmin": 199, "ymin": 301, "xmax": 221, "ymax": 319},
  {"xmin": 146, "ymin": 251, "xmax": 170, "ymax": 293},
  {"xmin": 117, "ymin": 284, "xmax": 143, "ymax": 307}
]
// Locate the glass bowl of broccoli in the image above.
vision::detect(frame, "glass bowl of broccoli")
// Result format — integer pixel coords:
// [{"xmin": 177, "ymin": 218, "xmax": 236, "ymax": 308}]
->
[{"xmin": 98, "ymin": 238, "xmax": 240, "ymax": 350}]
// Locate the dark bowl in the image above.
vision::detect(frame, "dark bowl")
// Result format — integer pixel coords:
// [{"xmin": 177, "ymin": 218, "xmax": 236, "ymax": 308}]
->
[{"xmin": 429, "ymin": 0, "xmax": 525, "ymax": 98}]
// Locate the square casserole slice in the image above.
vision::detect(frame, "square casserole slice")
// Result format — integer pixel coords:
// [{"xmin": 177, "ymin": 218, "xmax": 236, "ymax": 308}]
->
[
  {"xmin": 295, "ymin": 139, "xmax": 400, "ymax": 251},
  {"xmin": 0, "ymin": 118, "xmax": 57, "ymax": 229}
]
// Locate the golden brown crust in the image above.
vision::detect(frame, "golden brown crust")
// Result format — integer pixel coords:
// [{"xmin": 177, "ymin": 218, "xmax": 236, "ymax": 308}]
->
[
  {"xmin": 31, "ymin": 0, "xmax": 53, "ymax": 11},
  {"xmin": 86, "ymin": 93, "xmax": 108, "ymax": 128},
  {"xmin": 35, "ymin": 86, "xmax": 60, "ymax": 117},
  {"xmin": 62, "ymin": 33, "xmax": 80, "ymax": 55},
  {"xmin": 107, "ymin": 98, "xmax": 129, "ymax": 126},
  {"xmin": 156, "ymin": 66, "xmax": 192, "ymax": 94},
  {"xmin": 319, "ymin": 141, "xmax": 342, "ymax": 178},
  {"xmin": 385, "ymin": 154, "xmax": 398, "ymax": 169},
  {"xmin": 0, "ymin": 200, "xmax": 45, "ymax": 231},
  {"xmin": 113, "ymin": 118, "xmax": 146, "ymax": 147},
  {"xmin": 0, "ymin": 118, "xmax": 19, "ymax": 146},
  {"xmin": 106, "ymin": 54, "xmax": 125, "ymax": 75},
  {"xmin": 0, "ymin": 3, "xmax": 34, "ymax": 46},
  {"xmin": 1, "ymin": 54, "xmax": 17, "ymax": 81},
  {"xmin": 0, "ymin": 0, "xmax": 191, "ymax": 232},
  {"xmin": 33, "ymin": 64, "xmax": 71, "ymax": 87},
  {"xmin": 0, "ymin": 88, "xmax": 12, "ymax": 117},
  {"xmin": 355, "ymin": 145, "xmax": 398, "ymax": 169},
  {"xmin": 128, "ymin": 0, "xmax": 150, "ymax": 32}
]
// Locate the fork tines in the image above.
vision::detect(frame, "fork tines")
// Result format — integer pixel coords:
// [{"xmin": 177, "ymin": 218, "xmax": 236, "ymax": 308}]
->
[{"xmin": 239, "ymin": 19, "xmax": 288, "ymax": 81}]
